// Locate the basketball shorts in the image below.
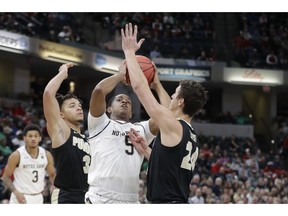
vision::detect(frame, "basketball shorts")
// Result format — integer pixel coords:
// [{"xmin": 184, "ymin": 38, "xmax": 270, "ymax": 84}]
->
[
  {"xmin": 9, "ymin": 192, "xmax": 43, "ymax": 204},
  {"xmin": 51, "ymin": 187, "xmax": 87, "ymax": 204},
  {"xmin": 85, "ymin": 187, "xmax": 140, "ymax": 204}
]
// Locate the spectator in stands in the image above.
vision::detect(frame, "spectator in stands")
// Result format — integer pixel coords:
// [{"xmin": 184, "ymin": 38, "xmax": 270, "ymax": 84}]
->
[
  {"xmin": 163, "ymin": 13, "xmax": 174, "ymax": 28},
  {"xmin": 212, "ymin": 177, "xmax": 223, "ymax": 198},
  {"xmin": 152, "ymin": 17, "xmax": 163, "ymax": 33},
  {"xmin": 149, "ymin": 46, "xmax": 162, "ymax": 59},
  {"xmin": 58, "ymin": 25, "xmax": 74, "ymax": 41},
  {"xmin": 0, "ymin": 134, "xmax": 12, "ymax": 164},
  {"xmin": 197, "ymin": 50, "xmax": 208, "ymax": 61},
  {"xmin": 189, "ymin": 187, "xmax": 205, "ymax": 204},
  {"xmin": 11, "ymin": 130, "xmax": 25, "ymax": 150},
  {"xmin": 12, "ymin": 103, "xmax": 25, "ymax": 118},
  {"xmin": 266, "ymin": 50, "xmax": 278, "ymax": 67}
]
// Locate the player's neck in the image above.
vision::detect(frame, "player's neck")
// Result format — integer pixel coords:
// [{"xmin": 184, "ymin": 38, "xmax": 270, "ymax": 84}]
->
[
  {"xmin": 175, "ymin": 111, "xmax": 190, "ymax": 123},
  {"xmin": 25, "ymin": 145, "xmax": 39, "ymax": 159},
  {"xmin": 71, "ymin": 127, "xmax": 81, "ymax": 133},
  {"xmin": 66, "ymin": 122, "xmax": 81, "ymax": 133}
]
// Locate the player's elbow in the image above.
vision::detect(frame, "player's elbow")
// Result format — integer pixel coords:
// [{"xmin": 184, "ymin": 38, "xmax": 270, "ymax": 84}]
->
[
  {"xmin": 132, "ymin": 80, "xmax": 147, "ymax": 94},
  {"xmin": 43, "ymin": 88, "xmax": 54, "ymax": 99},
  {"xmin": 92, "ymin": 86, "xmax": 104, "ymax": 95}
]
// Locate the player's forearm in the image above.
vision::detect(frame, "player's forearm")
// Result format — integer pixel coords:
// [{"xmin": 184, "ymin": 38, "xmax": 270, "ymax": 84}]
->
[
  {"xmin": 49, "ymin": 174, "xmax": 55, "ymax": 186},
  {"xmin": 144, "ymin": 147, "xmax": 151, "ymax": 161},
  {"xmin": 154, "ymin": 83, "xmax": 171, "ymax": 108},
  {"xmin": 95, "ymin": 73, "xmax": 124, "ymax": 95},
  {"xmin": 44, "ymin": 72, "xmax": 67, "ymax": 96},
  {"xmin": 124, "ymin": 51, "xmax": 148, "ymax": 90},
  {"xmin": 2, "ymin": 176, "xmax": 16, "ymax": 193}
]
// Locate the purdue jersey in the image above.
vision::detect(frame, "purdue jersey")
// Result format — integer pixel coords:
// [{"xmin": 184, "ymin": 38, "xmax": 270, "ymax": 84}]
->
[
  {"xmin": 13, "ymin": 146, "xmax": 48, "ymax": 194},
  {"xmin": 87, "ymin": 112, "xmax": 155, "ymax": 202},
  {"xmin": 53, "ymin": 128, "xmax": 91, "ymax": 190},
  {"xmin": 147, "ymin": 119, "xmax": 199, "ymax": 203}
]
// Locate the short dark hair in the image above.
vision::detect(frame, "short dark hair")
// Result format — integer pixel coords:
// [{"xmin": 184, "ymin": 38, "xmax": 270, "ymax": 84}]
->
[
  {"xmin": 56, "ymin": 92, "xmax": 83, "ymax": 109},
  {"xmin": 178, "ymin": 80, "xmax": 208, "ymax": 117},
  {"xmin": 23, "ymin": 124, "xmax": 42, "ymax": 136},
  {"xmin": 107, "ymin": 95, "xmax": 116, "ymax": 108},
  {"xmin": 107, "ymin": 94, "xmax": 132, "ymax": 108}
]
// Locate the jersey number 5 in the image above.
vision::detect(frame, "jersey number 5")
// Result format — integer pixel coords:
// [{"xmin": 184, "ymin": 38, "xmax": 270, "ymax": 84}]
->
[{"xmin": 125, "ymin": 135, "xmax": 134, "ymax": 155}]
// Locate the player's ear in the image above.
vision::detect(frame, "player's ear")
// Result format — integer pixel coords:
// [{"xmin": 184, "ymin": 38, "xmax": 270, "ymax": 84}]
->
[
  {"xmin": 178, "ymin": 98, "xmax": 184, "ymax": 107},
  {"xmin": 107, "ymin": 106, "xmax": 112, "ymax": 114},
  {"xmin": 60, "ymin": 112, "xmax": 65, "ymax": 119}
]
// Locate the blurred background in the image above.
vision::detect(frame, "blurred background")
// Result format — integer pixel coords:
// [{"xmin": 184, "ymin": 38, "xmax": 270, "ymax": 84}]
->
[{"xmin": 0, "ymin": 12, "xmax": 287, "ymax": 204}]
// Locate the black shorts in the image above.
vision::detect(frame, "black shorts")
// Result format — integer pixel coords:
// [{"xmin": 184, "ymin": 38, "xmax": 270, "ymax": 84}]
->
[{"xmin": 51, "ymin": 188, "xmax": 87, "ymax": 204}]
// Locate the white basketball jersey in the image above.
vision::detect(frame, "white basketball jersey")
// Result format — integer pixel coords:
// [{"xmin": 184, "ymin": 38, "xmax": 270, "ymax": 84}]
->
[
  {"xmin": 13, "ymin": 146, "xmax": 48, "ymax": 194},
  {"xmin": 87, "ymin": 113, "xmax": 155, "ymax": 199}
]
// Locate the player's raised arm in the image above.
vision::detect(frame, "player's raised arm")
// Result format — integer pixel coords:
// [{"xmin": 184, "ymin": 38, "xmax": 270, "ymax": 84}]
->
[
  {"xmin": 148, "ymin": 64, "xmax": 172, "ymax": 135},
  {"xmin": 43, "ymin": 62, "xmax": 73, "ymax": 148},
  {"xmin": 89, "ymin": 61, "xmax": 127, "ymax": 117},
  {"xmin": 122, "ymin": 23, "xmax": 182, "ymax": 145}
]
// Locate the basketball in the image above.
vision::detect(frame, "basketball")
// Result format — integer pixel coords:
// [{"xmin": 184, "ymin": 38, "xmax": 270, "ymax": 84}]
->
[{"xmin": 126, "ymin": 55, "xmax": 156, "ymax": 85}]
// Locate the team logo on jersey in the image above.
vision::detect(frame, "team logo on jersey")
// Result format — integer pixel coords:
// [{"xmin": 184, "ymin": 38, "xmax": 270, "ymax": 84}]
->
[{"xmin": 72, "ymin": 136, "xmax": 91, "ymax": 155}]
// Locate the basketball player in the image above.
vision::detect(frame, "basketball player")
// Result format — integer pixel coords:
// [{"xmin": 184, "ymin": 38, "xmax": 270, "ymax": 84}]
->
[
  {"xmin": 2, "ymin": 124, "xmax": 55, "ymax": 204},
  {"xmin": 122, "ymin": 23, "xmax": 208, "ymax": 203},
  {"xmin": 43, "ymin": 63, "xmax": 91, "ymax": 204},
  {"xmin": 85, "ymin": 60, "xmax": 171, "ymax": 204}
]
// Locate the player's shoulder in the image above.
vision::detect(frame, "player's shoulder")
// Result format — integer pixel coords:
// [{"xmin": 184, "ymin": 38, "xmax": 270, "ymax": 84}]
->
[
  {"xmin": 134, "ymin": 119, "xmax": 149, "ymax": 125},
  {"xmin": 16, "ymin": 145, "xmax": 25, "ymax": 153},
  {"xmin": 8, "ymin": 150, "xmax": 20, "ymax": 164},
  {"xmin": 35, "ymin": 146, "xmax": 46, "ymax": 154}
]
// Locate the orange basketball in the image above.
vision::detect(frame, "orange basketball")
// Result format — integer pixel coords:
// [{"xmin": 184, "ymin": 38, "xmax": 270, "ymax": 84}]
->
[{"xmin": 126, "ymin": 55, "xmax": 156, "ymax": 85}]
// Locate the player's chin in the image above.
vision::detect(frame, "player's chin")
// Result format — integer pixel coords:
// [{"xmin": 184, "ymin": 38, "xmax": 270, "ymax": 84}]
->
[{"xmin": 77, "ymin": 118, "xmax": 84, "ymax": 123}]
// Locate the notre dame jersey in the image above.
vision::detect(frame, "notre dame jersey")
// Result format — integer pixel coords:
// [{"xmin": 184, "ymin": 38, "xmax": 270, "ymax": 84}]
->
[
  {"xmin": 53, "ymin": 128, "xmax": 91, "ymax": 190},
  {"xmin": 146, "ymin": 119, "xmax": 199, "ymax": 203},
  {"xmin": 87, "ymin": 112, "xmax": 155, "ymax": 200},
  {"xmin": 14, "ymin": 146, "xmax": 48, "ymax": 194}
]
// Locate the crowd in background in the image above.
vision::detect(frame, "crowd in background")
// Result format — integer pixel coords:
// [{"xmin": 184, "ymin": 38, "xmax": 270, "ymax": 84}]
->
[
  {"xmin": 233, "ymin": 13, "xmax": 288, "ymax": 69},
  {"xmin": 1, "ymin": 12, "xmax": 288, "ymax": 204},
  {"xmin": 0, "ymin": 13, "xmax": 84, "ymax": 44},
  {"xmin": 1, "ymin": 12, "xmax": 287, "ymax": 69},
  {"xmin": 0, "ymin": 96, "xmax": 287, "ymax": 204}
]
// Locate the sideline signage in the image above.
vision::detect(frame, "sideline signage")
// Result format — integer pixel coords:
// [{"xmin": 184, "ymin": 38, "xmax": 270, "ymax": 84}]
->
[
  {"xmin": 37, "ymin": 41, "xmax": 84, "ymax": 63},
  {"xmin": 224, "ymin": 67, "xmax": 283, "ymax": 85},
  {"xmin": 0, "ymin": 30, "xmax": 29, "ymax": 52},
  {"xmin": 157, "ymin": 66, "xmax": 210, "ymax": 82}
]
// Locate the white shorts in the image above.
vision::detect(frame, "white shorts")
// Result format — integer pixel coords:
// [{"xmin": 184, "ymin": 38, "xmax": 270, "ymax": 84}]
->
[
  {"xmin": 9, "ymin": 192, "xmax": 43, "ymax": 204},
  {"xmin": 85, "ymin": 187, "xmax": 139, "ymax": 204}
]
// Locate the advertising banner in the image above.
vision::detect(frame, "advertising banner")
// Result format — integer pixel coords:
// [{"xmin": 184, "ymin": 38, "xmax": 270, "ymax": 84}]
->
[
  {"xmin": 0, "ymin": 30, "xmax": 29, "ymax": 52},
  {"xmin": 224, "ymin": 67, "xmax": 283, "ymax": 85}
]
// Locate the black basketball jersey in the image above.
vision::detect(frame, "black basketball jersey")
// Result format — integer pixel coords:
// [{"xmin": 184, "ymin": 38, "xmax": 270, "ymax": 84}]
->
[
  {"xmin": 146, "ymin": 119, "xmax": 199, "ymax": 203},
  {"xmin": 53, "ymin": 128, "xmax": 91, "ymax": 190}
]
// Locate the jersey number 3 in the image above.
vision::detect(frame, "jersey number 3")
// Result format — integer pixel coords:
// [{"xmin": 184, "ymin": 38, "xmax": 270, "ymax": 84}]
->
[{"xmin": 83, "ymin": 155, "xmax": 91, "ymax": 174}]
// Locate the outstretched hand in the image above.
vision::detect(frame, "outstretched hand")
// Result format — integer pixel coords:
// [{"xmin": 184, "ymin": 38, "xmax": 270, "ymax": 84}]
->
[
  {"xmin": 128, "ymin": 128, "xmax": 149, "ymax": 156},
  {"xmin": 121, "ymin": 23, "xmax": 145, "ymax": 53},
  {"xmin": 58, "ymin": 62, "xmax": 74, "ymax": 79},
  {"xmin": 118, "ymin": 60, "xmax": 128, "ymax": 85},
  {"xmin": 149, "ymin": 62, "xmax": 160, "ymax": 90}
]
